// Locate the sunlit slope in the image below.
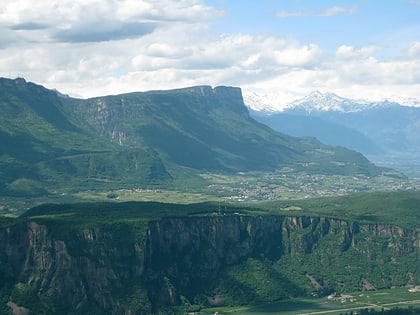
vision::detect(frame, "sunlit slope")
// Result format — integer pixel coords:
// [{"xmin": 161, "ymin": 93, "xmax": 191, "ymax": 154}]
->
[
  {"xmin": 0, "ymin": 78, "xmax": 170, "ymax": 195},
  {"xmin": 0, "ymin": 77, "xmax": 396, "ymax": 196},
  {"xmin": 62, "ymin": 85, "xmax": 386, "ymax": 175}
]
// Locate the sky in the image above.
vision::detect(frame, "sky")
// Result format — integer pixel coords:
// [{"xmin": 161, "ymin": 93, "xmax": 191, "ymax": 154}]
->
[{"xmin": 1, "ymin": 0, "xmax": 420, "ymax": 104}]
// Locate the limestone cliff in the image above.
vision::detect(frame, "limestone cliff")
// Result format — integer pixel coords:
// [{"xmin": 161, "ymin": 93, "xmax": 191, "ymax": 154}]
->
[
  {"xmin": 57, "ymin": 83, "xmax": 386, "ymax": 175},
  {"xmin": 0, "ymin": 215, "xmax": 418, "ymax": 314},
  {"xmin": 61, "ymin": 85, "xmax": 248, "ymax": 148}
]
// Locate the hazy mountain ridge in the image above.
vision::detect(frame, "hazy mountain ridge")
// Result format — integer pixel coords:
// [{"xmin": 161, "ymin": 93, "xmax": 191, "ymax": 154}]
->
[
  {"xmin": 250, "ymin": 110, "xmax": 383, "ymax": 155},
  {"xmin": 246, "ymin": 91, "xmax": 420, "ymax": 175},
  {"xmin": 244, "ymin": 90, "xmax": 420, "ymax": 113},
  {"xmin": 286, "ymin": 91, "xmax": 375, "ymax": 113}
]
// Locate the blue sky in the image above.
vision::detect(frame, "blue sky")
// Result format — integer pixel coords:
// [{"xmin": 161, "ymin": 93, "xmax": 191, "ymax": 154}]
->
[
  {"xmin": 206, "ymin": 0, "xmax": 419, "ymax": 58},
  {"xmin": 0, "ymin": 0, "xmax": 419, "ymax": 105}
]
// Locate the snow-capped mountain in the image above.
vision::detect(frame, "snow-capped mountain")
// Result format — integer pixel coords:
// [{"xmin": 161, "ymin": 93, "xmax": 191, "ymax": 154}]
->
[
  {"xmin": 286, "ymin": 91, "xmax": 373, "ymax": 113},
  {"xmin": 386, "ymin": 95, "xmax": 420, "ymax": 107},
  {"xmin": 246, "ymin": 90, "xmax": 420, "ymax": 177},
  {"xmin": 243, "ymin": 90, "xmax": 420, "ymax": 114},
  {"xmin": 242, "ymin": 91, "xmax": 288, "ymax": 113}
]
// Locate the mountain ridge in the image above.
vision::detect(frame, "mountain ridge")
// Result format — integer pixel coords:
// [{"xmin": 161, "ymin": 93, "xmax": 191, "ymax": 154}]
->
[
  {"xmin": 246, "ymin": 90, "xmax": 420, "ymax": 176},
  {"xmin": 0, "ymin": 77, "xmax": 398, "ymax": 198},
  {"xmin": 287, "ymin": 91, "xmax": 373, "ymax": 113},
  {"xmin": 244, "ymin": 90, "xmax": 420, "ymax": 113},
  {"xmin": 58, "ymin": 82, "xmax": 385, "ymax": 175}
]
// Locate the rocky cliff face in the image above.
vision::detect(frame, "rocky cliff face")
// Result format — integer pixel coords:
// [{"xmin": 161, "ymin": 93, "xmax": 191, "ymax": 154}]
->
[
  {"xmin": 187, "ymin": 85, "xmax": 249, "ymax": 116},
  {"xmin": 62, "ymin": 85, "xmax": 248, "ymax": 147},
  {"xmin": 283, "ymin": 216, "xmax": 417, "ymax": 255},
  {"xmin": 144, "ymin": 215, "xmax": 283, "ymax": 306},
  {"xmin": 1, "ymin": 215, "xmax": 418, "ymax": 314},
  {"xmin": 0, "ymin": 222, "xmax": 146, "ymax": 314}
]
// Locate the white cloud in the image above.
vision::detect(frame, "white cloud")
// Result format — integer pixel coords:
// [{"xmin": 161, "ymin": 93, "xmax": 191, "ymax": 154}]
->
[
  {"xmin": 241, "ymin": 42, "xmax": 420, "ymax": 103},
  {"xmin": 277, "ymin": 6, "xmax": 357, "ymax": 17},
  {"xmin": 0, "ymin": 0, "xmax": 223, "ymax": 44},
  {"xmin": 0, "ymin": 1, "xmax": 419, "ymax": 103},
  {"xmin": 407, "ymin": 42, "xmax": 420, "ymax": 58},
  {"xmin": 335, "ymin": 45, "xmax": 381, "ymax": 60},
  {"xmin": 1, "ymin": 1, "xmax": 154, "ymax": 44},
  {"xmin": 273, "ymin": 44, "xmax": 322, "ymax": 67},
  {"xmin": 115, "ymin": 0, "xmax": 154, "ymax": 19},
  {"xmin": 319, "ymin": 6, "xmax": 358, "ymax": 16}
]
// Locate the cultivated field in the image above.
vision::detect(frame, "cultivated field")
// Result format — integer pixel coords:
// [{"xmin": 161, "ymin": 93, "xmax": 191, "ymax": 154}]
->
[{"xmin": 199, "ymin": 288, "xmax": 420, "ymax": 315}]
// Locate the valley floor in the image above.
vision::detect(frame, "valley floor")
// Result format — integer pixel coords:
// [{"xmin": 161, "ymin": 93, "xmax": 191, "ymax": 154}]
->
[
  {"xmin": 1, "ymin": 170, "xmax": 418, "ymax": 215},
  {"xmin": 200, "ymin": 288, "xmax": 420, "ymax": 315}
]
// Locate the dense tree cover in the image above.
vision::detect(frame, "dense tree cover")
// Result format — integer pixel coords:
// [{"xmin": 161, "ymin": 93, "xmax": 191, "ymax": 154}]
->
[
  {"xmin": 261, "ymin": 190, "xmax": 420, "ymax": 229},
  {"xmin": 0, "ymin": 191, "xmax": 418, "ymax": 314}
]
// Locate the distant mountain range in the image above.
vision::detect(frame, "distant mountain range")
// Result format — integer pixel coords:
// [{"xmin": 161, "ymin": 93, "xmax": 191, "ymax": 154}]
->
[
  {"xmin": 246, "ymin": 91, "xmax": 420, "ymax": 176},
  {"xmin": 0, "ymin": 77, "xmax": 393, "ymax": 196},
  {"xmin": 244, "ymin": 90, "xmax": 420, "ymax": 112}
]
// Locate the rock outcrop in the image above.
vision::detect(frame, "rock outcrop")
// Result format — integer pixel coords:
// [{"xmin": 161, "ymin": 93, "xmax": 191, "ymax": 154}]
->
[{"xmin": 0, "ymin": 215, "xmax": 418, "ymax": 314}]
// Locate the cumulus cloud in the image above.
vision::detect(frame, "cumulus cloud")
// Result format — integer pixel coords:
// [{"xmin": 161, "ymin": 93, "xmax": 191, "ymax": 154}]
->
[
  {"xmin": 335, "ymin": 45, "xmax": 381, "ymax": 60},
  {"xmin": 0, "ymin": 0, "xmax": 419, "ymax": 103},
  {"xmin": 0, "ymin": 0, "xmax": 222, "ymax": 44},
  {"xmin": 273, "ymin": 44, "xmax": 322, "ymax": 67},
  {"xmin": 53, "ymin": 21, "xmax": 157, "ymax": 43},
  {"xmin": 407, "ymin": 42, "xmax": 420, "ymax": 58},
  {"xmin": 10, "ymin": 22, "xmax": 50, "ymax": 31},
  {"xmin": 244, "ymin": 40, "xmax": 420, "ymax": 103}
]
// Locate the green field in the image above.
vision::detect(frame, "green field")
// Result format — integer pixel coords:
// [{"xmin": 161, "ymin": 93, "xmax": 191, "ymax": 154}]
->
[
  {"xmin": 1, "ymin": 168, "xmax": 419, "ymax": 216},
  {"xmin": 200, "ymin": 288, "xmax": 420, "ymax": 314}
]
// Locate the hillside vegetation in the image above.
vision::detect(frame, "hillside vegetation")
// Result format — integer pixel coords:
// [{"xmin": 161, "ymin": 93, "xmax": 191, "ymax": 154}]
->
[
  {"xmin": 0, "ymin": 77, "xmax": 401, "ymax": 203},
  {"xmin": 0, "ymin": 191, "xmax": 418, "ymax": 314},
  {"xmin": 259, "ymin": 190, "xmax": 420, "ymax": 230},
  {"xmin": 0, "ymin": 78, "xmax": 170, "ymax": 197}
]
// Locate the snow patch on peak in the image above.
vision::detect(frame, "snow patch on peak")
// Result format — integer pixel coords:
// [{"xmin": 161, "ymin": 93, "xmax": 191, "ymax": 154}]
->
[
  {"xmin": 243, "ymin": 91, "xmax": 289, "ymax": 113},
  {"xmin": 385, "ymin": 95, "xmax": 420, "ymax": 107},
  {"xmin": 244, "ymin": 90, "xmax": 420, "ymax": 114},
  {"xmin": 243, "ymin": 90, "xmax": 374, "ymax": 113},
  {"xmin": 288, "ymin": 91, "xmax": 372, "ymax": 113}
]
